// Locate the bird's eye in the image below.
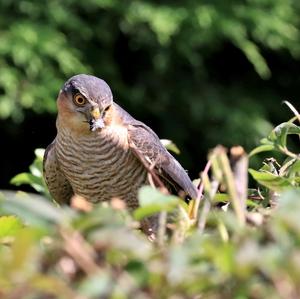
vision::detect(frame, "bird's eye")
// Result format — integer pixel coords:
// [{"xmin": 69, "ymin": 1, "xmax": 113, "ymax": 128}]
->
[
  {"xmin": 104, "ymin": 105, "xmax": 110, "ymax": 112},
  {"xmin": 73, "ymin": 93, "xmax": 87, "ymax": 106}
]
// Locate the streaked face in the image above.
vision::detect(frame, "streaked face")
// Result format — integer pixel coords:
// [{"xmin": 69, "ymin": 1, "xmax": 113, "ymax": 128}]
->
[{"xmin": 57, "ymin": 74, "xmax": 113, "ymax": 132}]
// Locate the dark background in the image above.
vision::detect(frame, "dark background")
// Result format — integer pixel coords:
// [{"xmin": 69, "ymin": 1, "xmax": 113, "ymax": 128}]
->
[{"xmin": 1, "ymin": 1, "xmax": 299, "ymax": 190}]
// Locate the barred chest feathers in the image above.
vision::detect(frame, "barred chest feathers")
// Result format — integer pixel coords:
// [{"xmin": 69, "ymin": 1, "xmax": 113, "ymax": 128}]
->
[{"xmin": 55, "ymin": 123, "xmax": 147, "ymax": 205}]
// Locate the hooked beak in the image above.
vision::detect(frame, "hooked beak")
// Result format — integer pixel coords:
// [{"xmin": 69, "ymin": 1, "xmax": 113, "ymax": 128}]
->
[{"xmin": 89, "ymin": 106, "xmax": 105, "ymax": 131}]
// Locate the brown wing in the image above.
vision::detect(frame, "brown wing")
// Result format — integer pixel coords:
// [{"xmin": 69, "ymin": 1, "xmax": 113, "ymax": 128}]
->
[
  {"xmin": 127, "ymin": 122, "xmax": 197, "ymax": 199},
  {"xmin": 43, "ymin": 140, "xmax": 73, "ymax": 205}
]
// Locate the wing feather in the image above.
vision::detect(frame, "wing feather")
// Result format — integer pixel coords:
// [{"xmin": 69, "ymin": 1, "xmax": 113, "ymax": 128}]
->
[
  {"xmin": 43, "ymin": 140, "xmax": 73, "ymax": 204},
  {"xmin": 123, "ymin": 115, "xmax": 197, "ymax": 198}
]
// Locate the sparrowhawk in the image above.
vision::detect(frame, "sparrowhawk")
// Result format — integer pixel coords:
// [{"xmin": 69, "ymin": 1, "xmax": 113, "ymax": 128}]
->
[{"xmin": 43, "ymin": 74, "xmax": 197, "ymax": 234}]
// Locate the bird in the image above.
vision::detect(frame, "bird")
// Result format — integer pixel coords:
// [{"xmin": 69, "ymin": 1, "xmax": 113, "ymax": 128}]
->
[{"xmin": 43, "ymin": 74, "xmax": 197, "ymax": 235}]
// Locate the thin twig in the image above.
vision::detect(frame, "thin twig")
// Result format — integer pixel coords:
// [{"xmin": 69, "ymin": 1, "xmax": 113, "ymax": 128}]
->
[
  {"xmin": 198, "ymin": 199, "xmax": 211, "ymax": 233},
  {"xmin": 216, "ymin": 146, "xmax": 246, "ymax": 226},
  {"xmin": 197, "ymin": 160, "xmax": 212, "ymax": 200},
  {"xmin": 198, "ymin": 179, "xmax": 219, "ymax": 232},
  {"xmin": 188, "ymin": 160, "xmax": 212, "ymax": 220},
  {"xmin": 157, "ymin": 211, "xmax": 167, "ymax": 246},
  {"xmin": 230, "ymin": 146, "xmax": 248, "ymax": 212},
  {"xmin": 60, "ymin": 228, "xmax": 100, "ymax": 275},
  {"xmin": 283, "ymin": 100, "xmax": 300, "ymax": 124}
]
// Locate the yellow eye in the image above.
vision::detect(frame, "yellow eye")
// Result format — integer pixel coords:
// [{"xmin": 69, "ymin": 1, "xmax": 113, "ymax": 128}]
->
[{"xmin": 73, "ymin": 93, "xmax": 87, "ymax": 106}]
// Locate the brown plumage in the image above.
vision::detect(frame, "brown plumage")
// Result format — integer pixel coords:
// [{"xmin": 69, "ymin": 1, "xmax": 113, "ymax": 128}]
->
[{"xmin": 43, "ymin": 74, "xmax": 197, "ymax": 234}]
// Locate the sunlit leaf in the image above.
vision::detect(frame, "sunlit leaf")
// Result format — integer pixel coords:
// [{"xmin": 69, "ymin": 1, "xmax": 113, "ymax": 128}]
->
[
  {"xmin": 10, "ymin": 148, "xmax": 49, "ymax": 197},
  {"xmin": 268, "ymin": 122, "xmax": 300, "ymax": 148},
  {"xmin": 160, "ymin": 139, "xmax": 181, "ymax": 154},
  {"xmin": 0, "ymin": 194, "xmax": 68, "ymax": 228},
  {"xmin": 288, "ymin": 160, "xmax": 300, "ymax": 176},
  {"xmin": 249, "ymin": 169, "xmax": 293, "ymax": 191},
  {"xmin": 249, "ymin": 144, "xmax": 275, "ymax": 157},
  {"xmin": 134, "ymin": 186, "xmax": 179, "ymax": 219},
  {"xmin": 10, "ymin": 173, "xmax": 45, "ymax": 193},
  {"xmin": 0, "ymin": 215, "xmax": 23, "ymax": 238},
  {"xmin": 78, "ymin": 273, "xmax": 112, "ymax": 297}
]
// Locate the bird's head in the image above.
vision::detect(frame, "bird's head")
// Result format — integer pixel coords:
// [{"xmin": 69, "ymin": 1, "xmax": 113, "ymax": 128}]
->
[{"xmin": 57, "ymin": 74, "xmax": 114, "ymax": 133}]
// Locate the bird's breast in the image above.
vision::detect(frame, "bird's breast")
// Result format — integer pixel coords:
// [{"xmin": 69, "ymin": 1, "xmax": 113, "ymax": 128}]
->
[{"xmin": 55, "ymin": 125, "xmax": 147, "ymax": 204}]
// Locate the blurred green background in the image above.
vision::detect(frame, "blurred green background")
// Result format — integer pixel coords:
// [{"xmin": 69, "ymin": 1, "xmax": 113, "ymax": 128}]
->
[{"xmin": 1, "ymin": 0, "xmax": 299, "ymax": 189}]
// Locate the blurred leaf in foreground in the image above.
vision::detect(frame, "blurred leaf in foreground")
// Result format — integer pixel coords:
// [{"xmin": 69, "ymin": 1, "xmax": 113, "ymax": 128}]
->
[
  {"xmin": 134, "ymin": 186, "xmax": 179, "ymax": 220},
  {"xmin": 0, "ymin": 215, "xmax": 23, "ymax": 238}
]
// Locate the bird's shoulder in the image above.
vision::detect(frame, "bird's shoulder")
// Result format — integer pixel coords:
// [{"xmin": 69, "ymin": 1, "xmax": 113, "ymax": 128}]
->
[
  {"xmin": 114, "ymin": 103, "xmax": 167, "ymax": 159},
  {"xmin": 113, "ymin": 103, "xmax": 197, "ymax": 198}
]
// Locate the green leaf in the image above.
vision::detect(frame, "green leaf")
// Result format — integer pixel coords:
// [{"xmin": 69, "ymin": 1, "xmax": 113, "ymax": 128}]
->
[
  {"xmin": 10, "ymin": 148, "xmax": 49, "ymax": 197},
  {"xmin": 288, "ymin": 160, "xmax": 300, "ymax": 176},
  {"xmin": 0, "ymin": 193, "xmax": 69, "ymax": 228},
  {"xmin": 249, "ymin": 169, "xmax": 293, "ymax": 191},
  {"xmin": 10, "ymin": 173, "xmax": 45, "ymax": 193},
  {"xmin": 268, "ymin": 122, "xmax": 300, "ymax": 148},
  {"xmin": 251, "ymin": 123, "xmax": 300, "ymax": 157},
  {"xmin": 134, "ymin": 186, "xmax": 179, "ymax": 220},
  {"xmin": 10, "ymin": 173, "xmax": 35, "ymax": 185},
  {"xmin": 34, "ymin": 148, "xmax": 45, "ymax": 159},
  {"xmin": 214, "ymin": 193, "xmax": 230, "ymax": 202},
  {"xmin": 78, "ymin": 273, "xmax": 112, "ymax": 297},
  {"xmin": 160, "ymin": 139, "xmax": 180, "ymax": 154},
  {"xmin": 249, "ymin": 144, "xmax": 275, "ymax": 157},
  {"xmin": 0, "ymin": 215, "xmax": 23, "ymax": 238}
]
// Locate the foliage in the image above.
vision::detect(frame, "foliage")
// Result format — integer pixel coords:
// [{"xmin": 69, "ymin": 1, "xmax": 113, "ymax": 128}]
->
[
  {"xmin": 0, "ymin": 189, "xmax": 300, "ymax": 299},
  {"xmin": 249, "ymin": 107, "xmax": 300, "ymax": 195},
  {"xmin": 10, "ymin": 148, "xmax": 50, "ymax": 198},
  {"xmin": 1, "ymin": 110, "xmax": 300, "ymax": 298},
  {"xmin": 1, "ymin": 0, "xmax": 300, "ymax": 160}
]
